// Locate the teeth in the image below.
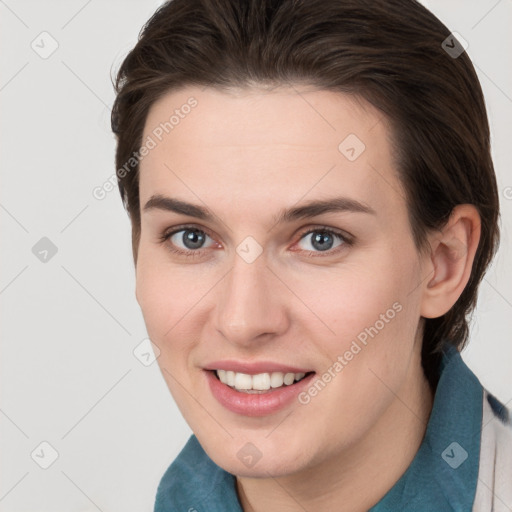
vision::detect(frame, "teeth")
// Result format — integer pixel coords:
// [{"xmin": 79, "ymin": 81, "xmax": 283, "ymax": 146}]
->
[
  {"xmin": 283, "ymin": 372, "xmax": 295, "ymax": 385},
  {"xmin": 234, "ymin": 372, "xmax": 252, "ymax": 390},
  {"xmin": 215, "ymin": 370, "xmax": 308, "ymax": 391},
  {"xmin": 226, "ymin": 370, "xmax": 235, "ymax": 387},
  {"xmin": 270, "ymin": 372, "xmax": 284, "ymax": 388},
  {"xmin": 252, "ymin": 373, "xmax": 271, "ymax": 390}
]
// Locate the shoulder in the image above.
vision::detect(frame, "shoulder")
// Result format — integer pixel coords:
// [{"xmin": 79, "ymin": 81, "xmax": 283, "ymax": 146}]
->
[{"xmin": 473, "ymin": 389, "xmax": 512, "ymax": 511}]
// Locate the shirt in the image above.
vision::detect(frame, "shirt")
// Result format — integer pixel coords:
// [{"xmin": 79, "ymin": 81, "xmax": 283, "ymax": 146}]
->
[{"xmin": 154, "ymin": 344, "xmax": 512, "ymax": 511}]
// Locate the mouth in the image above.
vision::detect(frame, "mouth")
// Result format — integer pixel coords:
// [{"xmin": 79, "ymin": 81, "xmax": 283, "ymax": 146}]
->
[
  {"xmin": 204, "ymin": 367, "xmax": 316, "ymax": 416},
  {"xmin": 211, "ymin": 369, "xmax": 315, "ymax": 394}
]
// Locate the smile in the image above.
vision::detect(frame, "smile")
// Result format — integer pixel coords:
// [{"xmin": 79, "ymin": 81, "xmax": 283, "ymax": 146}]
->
[
  {"xmin": 205, "ymin": 369, "xmax": 316, "ymax": 416},
  {"xmin": 214, "ymin": 369, "xmax": 310, "ymax": 393}
]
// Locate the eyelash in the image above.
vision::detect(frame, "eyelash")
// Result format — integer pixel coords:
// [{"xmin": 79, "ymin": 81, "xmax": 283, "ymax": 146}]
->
[{"xmin": 158, "ymin": 225, "xmax": 353, "ymax": 259}]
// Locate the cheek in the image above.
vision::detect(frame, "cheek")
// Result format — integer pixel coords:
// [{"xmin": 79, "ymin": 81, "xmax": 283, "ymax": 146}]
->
[
  {"xmin": 135, "ymin": 255, "xmax": 193, "ymax": 362},
  {"xmin": 290, "ymin": 266, "xmax": 422, "ymax": 451},
  {"xmin": 136, "ymin": 262, "xmax": 203, "ymax": 415},
  {"xmin": 136, "ymin": 244, "xmax": 200, "ymax": 334},
  {"xmin": 293, "ymin": 251, "xmax": 423, "ymax": 419},
  {"xmin": 290, "ymin": 256, "xmax": 416, "ymax": 349}
]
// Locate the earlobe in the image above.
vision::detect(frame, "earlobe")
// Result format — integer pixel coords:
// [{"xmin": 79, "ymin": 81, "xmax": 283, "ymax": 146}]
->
[{"xmin": 420, "ymin": 205, "xmax": 481, "ymax": 319}]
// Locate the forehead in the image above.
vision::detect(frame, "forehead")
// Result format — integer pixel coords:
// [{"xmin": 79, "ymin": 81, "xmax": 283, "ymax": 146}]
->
[{"xmin": 138, "ymin": 85, "xmax": 405, "ymax": 222}]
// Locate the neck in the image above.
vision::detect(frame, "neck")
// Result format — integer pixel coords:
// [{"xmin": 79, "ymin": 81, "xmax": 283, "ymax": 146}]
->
[{"xmin": 236, "ymin": 347, "xmax": 434, "ymax": 512}]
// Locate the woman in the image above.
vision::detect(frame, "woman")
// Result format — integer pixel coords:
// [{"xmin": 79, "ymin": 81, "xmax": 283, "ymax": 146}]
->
[{"xmin": 110, "ymin": 0, "xmax": 511, "ymax": 510}]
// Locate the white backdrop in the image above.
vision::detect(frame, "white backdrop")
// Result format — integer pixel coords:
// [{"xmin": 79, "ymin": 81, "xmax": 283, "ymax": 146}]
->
[{"xmin": 1, "ymin": 1, "xmax": 511, "ymax": 510}]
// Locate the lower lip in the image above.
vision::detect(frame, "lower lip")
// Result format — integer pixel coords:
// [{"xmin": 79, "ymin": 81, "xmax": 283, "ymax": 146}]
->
[{"xmin": 205, "ymin": 370, "xmax": 315, "ymax": 417}]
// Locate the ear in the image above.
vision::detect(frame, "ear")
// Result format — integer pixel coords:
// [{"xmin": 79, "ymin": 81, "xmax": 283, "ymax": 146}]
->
[{"xmin": 420, "ymin": 204, "xmax": 481, "ymax": 319}]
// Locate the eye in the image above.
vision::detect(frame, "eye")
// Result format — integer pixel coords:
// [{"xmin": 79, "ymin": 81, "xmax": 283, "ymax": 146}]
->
[
  {"xmin": 160, "ymin": 226, "xmax": 217, "ymax": 257},
  {"xmin": 294, "ymin": 227, "xmax": 351, "ymax": 255}
]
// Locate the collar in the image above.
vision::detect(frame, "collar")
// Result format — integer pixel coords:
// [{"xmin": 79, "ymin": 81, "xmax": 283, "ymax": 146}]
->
[
  {"xmin": 368, "ymin": 343, "xmax": 483, "ymax": 511},
  {"xmin": 155, "ymin": 344, "xmax": 483, "ymax": 512}
]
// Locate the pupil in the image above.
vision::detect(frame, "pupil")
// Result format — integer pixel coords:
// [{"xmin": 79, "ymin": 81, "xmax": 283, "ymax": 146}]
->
[
  {"xmin": 183, "ymin": 229, "xmax": 205, "ymax": 249},
  {"xmin": 312, "ymin": 232, "xmax": 333, "ymax": 251}
]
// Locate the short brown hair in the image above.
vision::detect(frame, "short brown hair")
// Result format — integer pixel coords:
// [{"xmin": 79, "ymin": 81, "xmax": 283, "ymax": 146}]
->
[{"xmin": 110, "ymin": 0, "xmax": 500, "ymax": 388}]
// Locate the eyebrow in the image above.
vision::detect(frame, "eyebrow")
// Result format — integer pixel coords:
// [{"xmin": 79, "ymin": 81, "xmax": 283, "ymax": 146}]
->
[{"xmin": 142, "ymin": 194, "xmax": 376, "ymax": 225}]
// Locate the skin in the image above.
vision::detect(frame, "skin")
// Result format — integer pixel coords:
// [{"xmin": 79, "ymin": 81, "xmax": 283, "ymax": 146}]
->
[{"xmin": 135, "ymin": 85, "xmax": 481, "ymax": 511}]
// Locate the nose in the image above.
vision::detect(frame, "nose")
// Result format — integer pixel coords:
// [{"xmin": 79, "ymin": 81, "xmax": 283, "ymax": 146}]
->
[{"xmin": 214, "ymin": 252, "xmax": 289, "ymax": 348}]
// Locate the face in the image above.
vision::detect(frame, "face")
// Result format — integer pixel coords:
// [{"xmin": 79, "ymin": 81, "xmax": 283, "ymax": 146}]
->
[{"xmin": 136, "ymin": 85, "xmax": 429, "ymax": 477}]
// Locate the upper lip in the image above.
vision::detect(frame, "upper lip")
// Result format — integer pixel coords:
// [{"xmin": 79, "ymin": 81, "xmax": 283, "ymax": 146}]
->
[{"xmin": 204, "ymin": 360, "xmax": 313, "ymax": 374}]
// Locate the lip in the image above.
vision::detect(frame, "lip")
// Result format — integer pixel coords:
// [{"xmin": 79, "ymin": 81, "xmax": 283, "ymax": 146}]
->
[
  {"xmin": 204, "ymin": 360, "xmax": 313, "ymax": 375},
  {"xmin": 205, "ymin": 369, "xmax": 315, "ymax": 417}
]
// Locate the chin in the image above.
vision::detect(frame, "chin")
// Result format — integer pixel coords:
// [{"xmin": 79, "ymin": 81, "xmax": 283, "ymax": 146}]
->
[
  {"xmin": 225, "ymin": 455, "xmax": 306, "ymax": 479},
  {"xmin": 200, "ymin": 436, "xmax": 313, "ymax": 478}
]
